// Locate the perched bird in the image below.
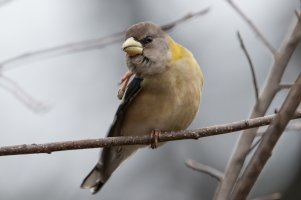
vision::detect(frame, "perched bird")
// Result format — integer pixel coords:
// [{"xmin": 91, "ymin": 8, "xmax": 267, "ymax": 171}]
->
[{"xmin": 81, "ymin": 22, "xmax": 204, "ymax": 194}]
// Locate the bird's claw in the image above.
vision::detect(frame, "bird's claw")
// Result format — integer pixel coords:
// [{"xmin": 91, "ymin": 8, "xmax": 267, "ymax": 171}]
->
[{"xmin": 150, "ymin": 129, "xmax": 161, "ymax": 149}]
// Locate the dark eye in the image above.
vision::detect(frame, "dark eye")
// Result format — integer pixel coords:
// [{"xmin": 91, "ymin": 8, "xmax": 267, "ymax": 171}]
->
[{"xmin": 141, "ymin": 36, "xmax": 153, "ymax": 45}]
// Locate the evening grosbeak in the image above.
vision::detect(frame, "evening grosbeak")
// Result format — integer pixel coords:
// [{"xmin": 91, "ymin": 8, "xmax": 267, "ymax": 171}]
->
[{"xmin": 81, "ymin": 22, "xmax": 204, "ymax": 194}]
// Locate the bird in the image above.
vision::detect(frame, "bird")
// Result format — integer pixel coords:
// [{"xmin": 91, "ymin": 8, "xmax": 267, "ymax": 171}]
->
[{"xmin": 80, "ymin": 22, "xmax": 204, "ymax": 194}]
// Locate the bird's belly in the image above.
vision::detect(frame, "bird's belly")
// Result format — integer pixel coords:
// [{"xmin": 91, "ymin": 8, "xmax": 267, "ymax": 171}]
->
[{"xmin": 120, "ymin": 86, "xmax": 200, "ymax": 136}]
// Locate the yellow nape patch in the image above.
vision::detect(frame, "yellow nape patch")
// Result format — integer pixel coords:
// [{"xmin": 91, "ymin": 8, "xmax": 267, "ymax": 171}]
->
[{"xmin": 168, "ymin": 36, "xmax": 190, "ymax": 61}]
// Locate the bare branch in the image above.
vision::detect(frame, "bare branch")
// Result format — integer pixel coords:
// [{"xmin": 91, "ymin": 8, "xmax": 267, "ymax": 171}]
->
[
  {"xmin": 161, "ymin": 7, "xmax": 210, "ymax": 31},
  {"xmin": 246, "ymin": 136, "xmax": 263, "ymax": 156},
  {"xmin": 214, "ymin": 11, "xmax": 301, "ymax": 200},
  {"xmin": 0, "ymin": 112, "xmax": 300, "ymax": 156},
  {"xmin": 226, "ymin": 0, "xmax": 277, "ymax": 56},
  {"xmin": 0, "ymin": 8, "xmax": 210, "ymax": 72},
  {"xmin": 0, "ymin": 32, "xmax": 123, "ymax": 71},
  {"xmin": 237, "ymin": 31, "xmax": 259, "ymax": 101},
  {"xmin": 231, "ymin": 73, "xmax": 301, "ymax": 199},
  {"xmin": 185, "ymin": 159, "xmax": 223, "ymax": 181},
  {"xmin": 0, "ymin": 74, "xmax": 50, "ymax": 113},
  {"xmin": 251, "ymin": 193, "xmax": 282, "ymax": 200}
]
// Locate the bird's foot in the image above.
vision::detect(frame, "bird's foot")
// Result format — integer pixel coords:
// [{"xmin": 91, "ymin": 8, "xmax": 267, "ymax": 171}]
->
[
  {"xmin": 117, "ymin": 70, "xmax": 134, "ymax": 100},
  {"xmin": 150, "ymin": 129, "xmax": 161, "ymax": 149}
]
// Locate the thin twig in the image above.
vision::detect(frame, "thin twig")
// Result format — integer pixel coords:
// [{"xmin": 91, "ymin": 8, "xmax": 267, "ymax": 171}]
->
[
  {"xmin": 185, "ymin": 159, "xmax": 223, "ymax": 181},
  {"xmin": 231, "ymin": 73, "xmax": 301, "ymax": 199},
  {"xmin": 0, "ymin": 7, "xmax": 210, "ymax": 72},
  {"xmin": 251, "ymin": 192, "xmax": 282, "ymax": 200},
  {"xmin": 237, "ymin": 31, "xmax": 259, "ymax": 101},
  {"xmin": 226, "ymin": 0, "xmax": 277, "ymax": 56},
  {"xmin": 161, "ymin": 7, "xmax": 210, "ymax": 31},
  {"xmin": 0, "ymin": 112, "xmax": 300, "ymax": 156},
  {"xmin": 0, "ymin": 74, "xmax": 50, "ymax": 113},
  {"xmin": 0, "ymin": 32, "xmax": 123, "ymax": 71},
  {"xmin": 246, "ymin": 136, "xmax": 263, "ymax": 156}
]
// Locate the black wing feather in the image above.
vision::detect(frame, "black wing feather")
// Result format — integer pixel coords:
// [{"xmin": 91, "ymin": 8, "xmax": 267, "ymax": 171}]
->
[{"xmin": 107, "ymin": 77, "xmax": 143, "ymax": 137}]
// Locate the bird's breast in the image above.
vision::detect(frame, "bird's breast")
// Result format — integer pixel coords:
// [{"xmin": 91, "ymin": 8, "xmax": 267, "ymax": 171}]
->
[{"xmin": 121, "ymin": 54, "xmax": 203, "ymax": 137}]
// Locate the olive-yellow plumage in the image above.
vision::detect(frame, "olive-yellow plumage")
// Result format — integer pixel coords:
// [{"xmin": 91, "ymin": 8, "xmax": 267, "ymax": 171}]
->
[{"xmin": 81, "ymin": 22, "xmax": 204, "ymax": 194}]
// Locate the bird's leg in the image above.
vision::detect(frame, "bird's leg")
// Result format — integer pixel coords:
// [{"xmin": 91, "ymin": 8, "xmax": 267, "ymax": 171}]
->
[
  {"xmin": 117, "ymin": 70, "xmax": 133, "ymax": 100},
  {"xmin": 150, "ymin": 129, "xmax": 161, "ymax": 149}
]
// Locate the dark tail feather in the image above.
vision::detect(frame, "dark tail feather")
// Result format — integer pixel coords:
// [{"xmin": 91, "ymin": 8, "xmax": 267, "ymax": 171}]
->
[
  {"xmin": 81, "ymin": 146, "xmax": 138, "ymax": 194},
  {"xmin": 80, "ymin": 163, "xmax": 106, "ymax": 194}
]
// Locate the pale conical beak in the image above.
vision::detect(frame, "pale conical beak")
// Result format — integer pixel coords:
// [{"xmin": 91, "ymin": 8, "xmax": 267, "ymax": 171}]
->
[{"xmin": 122, "ymin": 37, "xmax": 143, "ymax": 56}]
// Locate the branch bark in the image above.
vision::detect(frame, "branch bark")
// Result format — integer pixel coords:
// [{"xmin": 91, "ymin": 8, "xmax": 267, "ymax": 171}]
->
[
  {"xmin": 0, "ymin": 112, "xmax": 300, "ymax": 156},
  {"xmin": 214, "ymin": 10, "xmax": 301, "ymax": 200},
  {"xmin": 231, "ymin": 73, "xmax": 301, "ymax": 199}
]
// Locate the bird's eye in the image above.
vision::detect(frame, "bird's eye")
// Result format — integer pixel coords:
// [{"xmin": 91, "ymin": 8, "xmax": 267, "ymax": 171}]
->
[{"xmin": 141, "ymin": 36, "xmax": 153, "ymax": 45}]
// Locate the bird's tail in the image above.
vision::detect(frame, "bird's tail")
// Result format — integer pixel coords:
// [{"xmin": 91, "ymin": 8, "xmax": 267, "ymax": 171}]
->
[
  {"xmin": 81, "ymin": 146, "xmax": 139, "ymax": 194},
  {"xmin": 80, "ymin": 163, "xmax": 106, "ymax": 194}
]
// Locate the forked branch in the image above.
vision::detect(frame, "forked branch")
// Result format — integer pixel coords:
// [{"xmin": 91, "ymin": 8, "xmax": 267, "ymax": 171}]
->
[{"xmin": 231, "ymin": 72, "xmax": 301, "ymax": 199}]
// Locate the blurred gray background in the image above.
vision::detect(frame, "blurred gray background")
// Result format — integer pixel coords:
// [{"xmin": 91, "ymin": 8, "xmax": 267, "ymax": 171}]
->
[{"xmin": 0, "ymin": 0, "xmax": 300, "ymax": 199}]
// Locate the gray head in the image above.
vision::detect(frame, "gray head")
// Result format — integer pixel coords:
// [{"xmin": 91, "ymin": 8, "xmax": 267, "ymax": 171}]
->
[{"xmin": 122, "ymin": 22, "xmax": 171, "ymax": 77}]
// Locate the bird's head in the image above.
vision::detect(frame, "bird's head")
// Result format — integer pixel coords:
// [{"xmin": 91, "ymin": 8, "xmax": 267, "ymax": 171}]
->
[{"xmin": 122, "ymin": 22, "xmax": 171, "ymax": 77}]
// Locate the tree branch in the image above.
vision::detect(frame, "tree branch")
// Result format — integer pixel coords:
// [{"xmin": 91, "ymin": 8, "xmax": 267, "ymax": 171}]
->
[
  {"xmin": 0, "ymin": 7, "xmax": 210, "ymax": 72},
  {"xmin": 161, "ymin": 7, "xmax": 210, "ymax": 31},
  {"xmin": 0, "ymin": 74, "xmax": 50, "ymax": 113},
  {"xmin": 0, "ymin": 31, "xmax": 123, "ymax": 71},
  {"xmin": 231, "ymin": 72, "xmax": 301, "ymax": 199},
  {"xmin": 185, "ymin": 159, "xmax": 224, "ymax": 181},
  {"xmin": 226, "ymin": 0, "xmax": 277, "ymax": 56},
  {"xmin": 0, "ymin": 112, "xmax": 300, "ymax": 156},
  {"xmin": 214, "ymin": 9, "xmax": 301, "ymax": 200},
  {"xmin": 237, "ymin": 31, "xmax": 259, "ymax": 101}
]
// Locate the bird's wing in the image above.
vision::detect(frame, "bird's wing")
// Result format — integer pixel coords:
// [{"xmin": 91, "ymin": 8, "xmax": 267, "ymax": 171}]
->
[{"xmin": 107, "ymin": 76, "xmax": 143, "ymax": 137}]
